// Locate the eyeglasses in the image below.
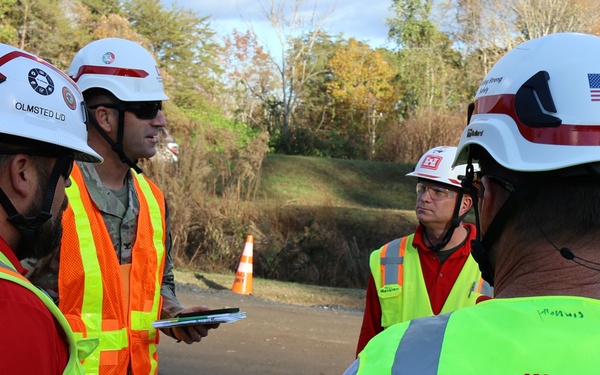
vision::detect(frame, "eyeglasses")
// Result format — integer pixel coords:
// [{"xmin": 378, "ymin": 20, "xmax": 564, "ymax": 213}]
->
[
  {"xmin": 90, "ymin": 101, "xmax": 163, "ymax": 120},
  {"xmin": 469, "ymin": 172, "xmax": 516, "ymax": 196},
  {"xmin": 0, "ymin": 151, "xmax": 74, "ymax": 180},
  {"xmin": 416, "ymin": 182, "xmax": 456, "ymax": 200},
  {"xmin": 459, "ymin": 171, "xmax": 516, "ymax": 198}
]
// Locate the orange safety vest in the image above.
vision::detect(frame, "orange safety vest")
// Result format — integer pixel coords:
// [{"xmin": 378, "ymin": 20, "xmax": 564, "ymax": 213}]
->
[{"xmin": 58, "ymin": 164, "xmax": 167, "ymax": 375}]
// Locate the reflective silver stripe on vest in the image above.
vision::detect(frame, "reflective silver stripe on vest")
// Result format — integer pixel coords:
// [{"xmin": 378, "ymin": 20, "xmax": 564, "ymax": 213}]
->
[
  {"xmin": 0, "ymin": 262, "xmax": 12, "ymax": 272},
  {"xmin": 480, "ymin": 280, "xmax": 494, "ymax": 296},
  {"xmin": 382, "ymin": 238, "xmax": 403, "ymax": 285},
  {"xmin": 392, "ymin": 312, "xmax": 452, "ymax": 375},
  {"xmin": 343, "ymin": 358, "xmax": 359, "ymax": 375}
]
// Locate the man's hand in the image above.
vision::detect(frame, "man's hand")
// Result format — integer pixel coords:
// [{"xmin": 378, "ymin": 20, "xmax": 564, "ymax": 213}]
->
[{"xmin": 170, "ymin": 306, "xmax": 220, "ymax": 344}]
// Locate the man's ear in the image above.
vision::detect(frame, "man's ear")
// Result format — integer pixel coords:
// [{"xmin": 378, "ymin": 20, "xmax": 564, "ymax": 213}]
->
[
  {"xmin": 91, "ymin": 106, "xmax": 115, "ymax": 133},
  {"xmin": 7, "ymin": 155, "xmax": 36, "ymax": 199},
  {"xmin": 459, "ymin": 193, "xmax": 473, "ymax": 216}
]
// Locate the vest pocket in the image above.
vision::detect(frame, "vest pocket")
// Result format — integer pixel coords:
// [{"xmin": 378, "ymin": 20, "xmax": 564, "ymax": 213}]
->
[{"xmin": 378, "ymin": 284, "xmax": 403, "ymax": 328}]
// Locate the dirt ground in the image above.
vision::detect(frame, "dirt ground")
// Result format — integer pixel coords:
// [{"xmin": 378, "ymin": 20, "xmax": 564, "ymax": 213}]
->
[{"xmin": 157, "ymin": 284, "xmax": 363, "ymax": 375}]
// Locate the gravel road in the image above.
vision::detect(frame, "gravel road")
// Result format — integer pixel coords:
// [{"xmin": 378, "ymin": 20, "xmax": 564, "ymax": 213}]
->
[{"xmin": 157, "ymin": 283, "xmax": 363, "ymax": 375}]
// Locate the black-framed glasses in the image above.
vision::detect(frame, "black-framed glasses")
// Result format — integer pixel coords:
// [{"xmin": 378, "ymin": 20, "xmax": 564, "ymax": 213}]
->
[
  {"xmin": 90, "ymin": 101, "xmax": 162, "ymax": 120},
  {"xmin": 416, "ymin": 182, "xmax": 456, "ymax": 200},
  {"xmin": 0, "ymin": 151, "xmax": 74, "ymax": 180},
  {"xmin": 124, "ymin": 101, "xmax": 162, "ymax": 119},
  {"xmin": 59, "ymin": 153, "xmax": 75, "ymax": 180}
]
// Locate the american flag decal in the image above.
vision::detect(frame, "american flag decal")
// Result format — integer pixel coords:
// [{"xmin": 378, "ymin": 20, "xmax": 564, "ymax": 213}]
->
[{"xmin": 588, "ymin": 73, "xmax": 600, "ymax": 101}]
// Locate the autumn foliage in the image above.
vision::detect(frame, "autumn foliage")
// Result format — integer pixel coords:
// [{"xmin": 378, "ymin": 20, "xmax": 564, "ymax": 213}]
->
[{"xmin": 5, "ymin": 0, "xmax": 600, "ymax": 287}]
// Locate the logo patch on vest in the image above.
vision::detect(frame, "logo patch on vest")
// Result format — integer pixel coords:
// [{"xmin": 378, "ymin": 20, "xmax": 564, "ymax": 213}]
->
[{"xmin": 379, "ymin": 284, "xmax": 401, "ymax": 298}]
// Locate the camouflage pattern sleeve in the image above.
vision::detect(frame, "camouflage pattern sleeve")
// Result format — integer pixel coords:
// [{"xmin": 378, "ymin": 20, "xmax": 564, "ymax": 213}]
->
[
  {"xmin": 160, "ymin": 200, "xmax": 186, "ymax": 319},
  {"xmin": 21, "ymin": 250, "xmax": 61, "ymax": 302}
]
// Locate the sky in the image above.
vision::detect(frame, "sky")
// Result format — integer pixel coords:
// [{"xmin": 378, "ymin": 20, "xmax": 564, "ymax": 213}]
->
[{"xmin": 165, "ymin": 0, "xmax": 394, "ymax": 54}]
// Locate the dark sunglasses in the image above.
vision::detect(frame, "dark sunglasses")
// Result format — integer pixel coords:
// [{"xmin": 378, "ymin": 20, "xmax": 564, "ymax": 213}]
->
[
  {"xmin": 59, "ymin": 153, "xmax": 75, "ymax": 180},
  {"xmin": 90, "ymin": 101, "xmax": 163, "ymax": 120},
  {"xmin": 123, "ymin": 101, "xmax": 163, "ymax": 119},
  {"xmin": 0, "ymin": 151, "xmax": 74, "ymax": 180}
]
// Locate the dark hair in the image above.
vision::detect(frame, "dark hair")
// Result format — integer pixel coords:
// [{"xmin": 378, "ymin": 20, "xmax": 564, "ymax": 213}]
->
[
  {"xmin": 83, "ymin": 88, "xmax": 118, "ymax": 103},
  {"xmin": 83, "ymin": 88, "xmax": 120, "ymax": 127},
  {"xmin": 0, "ymin": 137, "xmax": 56, "ymax": 181},
  {"xmin": 0, "ymin": 135, "xmax": 68, "ymax": 156},
  {"xmin": 474, "ymin": 145, "xmax": 600, "ymax": 246}
]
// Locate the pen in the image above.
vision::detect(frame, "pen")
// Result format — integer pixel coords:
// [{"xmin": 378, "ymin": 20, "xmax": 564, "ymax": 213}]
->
[{"xmin": 468, "ymin": 282, "xmax": 476, "ymax": 298}]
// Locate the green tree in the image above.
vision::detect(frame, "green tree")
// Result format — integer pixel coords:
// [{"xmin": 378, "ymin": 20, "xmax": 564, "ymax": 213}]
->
[
  {"xmin": 124, "ymin": 0, "xmax": 222, "ymax": 111},
  {"xmin": 279, "ymin": 31, "xmax": 344, "ymax": 156},
  {"xmin": 80, "ymin": 0, "xmax": 122, "ymax": 17},
  {"xmin": 388, "ymin": 0, "xmax": 467, "ymax": 114},
  {"xmin": 0, "ymin": 0, "xmax": 17, "ymax": 44},
  {"xmin": 73, "ymin": 0, "xmax": 124, "ymax": 48},
  {"xmin": 389, "ymin": 0, "xmax": 437, "ymax": 49},
  {"xmin": 8, "ymin": 0, "xmax": 84, "ymax": 69}
]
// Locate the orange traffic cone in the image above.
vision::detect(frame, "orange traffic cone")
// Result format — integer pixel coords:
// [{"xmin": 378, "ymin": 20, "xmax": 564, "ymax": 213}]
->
[{"xmin": 232, "ymin": 235, "xmax": 253, "ymax": 295}]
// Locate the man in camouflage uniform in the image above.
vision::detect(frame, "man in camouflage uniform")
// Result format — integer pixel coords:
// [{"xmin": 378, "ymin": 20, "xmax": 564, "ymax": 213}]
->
[
  {"xmin": 23, "ymin": 38, "xmax": 219, "ymax": 374},
  {"xmin": 23, "ymin": 162, "xmax": 186, "ymax": 318}
]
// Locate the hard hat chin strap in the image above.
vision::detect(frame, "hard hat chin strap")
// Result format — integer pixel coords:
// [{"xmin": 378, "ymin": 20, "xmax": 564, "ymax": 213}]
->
[
  {"xmin": 425, "ymin": 191, "xmax": 468, "ymax": 253},
  {"xmin": 113, "ymin": 109, "xmax": 143, "ymax": 174},
  {"xmin": 0, "ymin": 155, "xmax": 70, "ymax": 259},
  {"xmin": 89, "ymin": 106, "xmax": 143, "ymax": 174},
  {"xmin": 462, "ymin": 155, "xmax": 496, "ymax": 286}
]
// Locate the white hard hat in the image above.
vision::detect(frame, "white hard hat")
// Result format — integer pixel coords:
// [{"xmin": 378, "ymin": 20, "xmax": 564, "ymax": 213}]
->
[
  {"xmin": 68, "ymin": 38, "xmax": 169, "ymax": 102},
  {"xmin": 0, "ymin": 44, "xmax": 102, "ymax": 163},
  {"xmin": 455, "ymin": 32, "xmax": 600, "ymax": 172},
  {"xmin": 406, "ymin": 146, "xmax": 474, "ymax": 188}
]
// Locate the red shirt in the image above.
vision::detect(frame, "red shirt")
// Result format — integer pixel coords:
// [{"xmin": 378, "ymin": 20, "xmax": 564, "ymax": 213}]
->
[
  {"xmin": 0, "ymin": 237, "xmax": 69, "ymax": 374},
  {"xmin": 356, "ymin": 223, "xmax": 478, "ymax": 356}
]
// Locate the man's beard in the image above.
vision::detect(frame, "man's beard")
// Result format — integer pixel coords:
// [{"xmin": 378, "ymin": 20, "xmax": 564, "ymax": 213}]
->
[{"xmin": 16, "ymin": 188, "xmax": 68, "ymax": 260}]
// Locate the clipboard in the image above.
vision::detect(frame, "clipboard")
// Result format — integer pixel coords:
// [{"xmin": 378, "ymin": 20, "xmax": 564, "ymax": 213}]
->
[{"xmin": 152, "ymin": 307, "xmax": 246, "ymax": 329}]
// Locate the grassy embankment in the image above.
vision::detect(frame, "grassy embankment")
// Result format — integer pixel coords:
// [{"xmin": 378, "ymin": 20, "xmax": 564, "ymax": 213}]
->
[{"xmin": 175, "ymin": 154, "xmax": 421, "ymax": 309}]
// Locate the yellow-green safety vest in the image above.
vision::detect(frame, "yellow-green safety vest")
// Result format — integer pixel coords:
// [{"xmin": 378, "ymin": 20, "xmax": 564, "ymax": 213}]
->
[
  {"xmin": 370, "ymin": 234, "xmax": 488, "ymax": 328},
  {"xmin": 0, "ymin": 255, "xmax": 98, "ymax": 374},
  {"xmin": 347, "ymin": 296, "xmax": 600, "ymax": 374}
]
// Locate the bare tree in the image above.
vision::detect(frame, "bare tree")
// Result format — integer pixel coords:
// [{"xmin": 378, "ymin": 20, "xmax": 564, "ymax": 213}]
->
[
  {"xmin": 442, "ymin": 0, "xmax": 600, "ymax": 96},
  {"xmin": 257, "ymin": 0, "xmax": 335, "ymax": 140},
  {"xmin": 509, "ymin": 0, "xmax": 597, "ymax": 39},
  {"xmin": 443, "ymin": 0, "xmax": 519, "ymax": 78},
  {"xmin": 448, "ymin": 0, "xmax": 600, "ymax": 67}
]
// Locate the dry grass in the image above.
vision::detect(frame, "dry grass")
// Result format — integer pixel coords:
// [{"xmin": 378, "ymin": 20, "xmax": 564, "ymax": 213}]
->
[
  {"xmin": 146, "ymin": 144, "xmax": 420, "ymax": 290},
  {"xmin": 174, "ymin": 269, "xmax": 366, "ymax": 310},
  {"xmin": 378, "ymin": 107, "xmax": 466, "ymax": 163},
  {"xmin": 144, "ymin": 111, "xmax": 471, "ymax": 290}
]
